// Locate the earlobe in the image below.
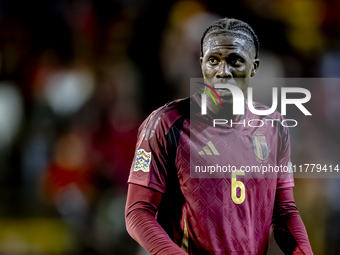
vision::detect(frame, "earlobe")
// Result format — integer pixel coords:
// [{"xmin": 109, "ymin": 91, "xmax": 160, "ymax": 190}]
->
[{"xmin": 200, "ymin": 57, "xmax": 203, "ymax": 64}]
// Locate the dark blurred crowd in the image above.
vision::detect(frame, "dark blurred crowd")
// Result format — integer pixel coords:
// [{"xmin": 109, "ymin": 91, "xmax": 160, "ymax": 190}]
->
[{"xmin": 0, "ymin": 0, "xmax": 339, "ymax": 254}]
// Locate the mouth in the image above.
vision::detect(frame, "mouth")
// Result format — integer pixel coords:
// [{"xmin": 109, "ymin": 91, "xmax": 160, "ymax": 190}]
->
[{"xmin": 215, "ymin": 88, "xmax": 232, "ymax": 98}]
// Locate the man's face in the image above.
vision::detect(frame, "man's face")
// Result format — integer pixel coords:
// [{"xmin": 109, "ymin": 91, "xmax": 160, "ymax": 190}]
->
[{"xmin": 200, "ymin": 35, "xmax": 259, "ymax": 104}]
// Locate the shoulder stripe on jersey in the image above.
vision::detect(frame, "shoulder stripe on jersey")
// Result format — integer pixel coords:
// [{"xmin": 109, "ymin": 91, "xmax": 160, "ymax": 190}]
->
[
  {"xmin": 149, "ymin": 116, "xmax": 162, "ymax": 139},
  {"xmin": 145, "ymin": 109, "xmax": 165, "ymax": 141},
  {"xmin": 144, "ymin": 111, "xmax": 159, "ymax": 141},
  {"xmin": 144, "ymin": 111, "xmax": 156, "ymax": 131},
  {"xmin": 139, "ymin": 111, "xmax": 155, "ymax": 140},
  {"xmin": 144, "ymin": 119, "xmax": 155, "ymax": 141}
]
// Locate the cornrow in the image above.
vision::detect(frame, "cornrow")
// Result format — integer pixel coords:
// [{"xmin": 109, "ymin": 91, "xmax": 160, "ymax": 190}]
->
[{"xmin": 200, "ymin": 18, "xmax": 259, "ymax": 58}]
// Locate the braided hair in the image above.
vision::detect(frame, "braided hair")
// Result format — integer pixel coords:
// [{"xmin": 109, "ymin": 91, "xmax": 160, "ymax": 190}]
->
[{"xmin": 200, "ymin": 18, "xmax": 259, "ymax": 58}]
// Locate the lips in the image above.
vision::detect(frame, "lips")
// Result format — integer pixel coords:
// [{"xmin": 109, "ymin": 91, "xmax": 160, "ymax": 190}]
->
[{"xmin": 216, "ymin": 88, "xmax": 232, "ymax": 98}]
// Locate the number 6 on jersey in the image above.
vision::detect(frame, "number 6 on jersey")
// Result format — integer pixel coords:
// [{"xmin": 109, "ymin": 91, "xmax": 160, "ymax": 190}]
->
[{"xmin": 231, "ymin": 171, "xmax": 245, "ymax": 204}]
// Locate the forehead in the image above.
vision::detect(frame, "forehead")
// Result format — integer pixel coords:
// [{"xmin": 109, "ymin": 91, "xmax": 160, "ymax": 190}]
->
[{"xmin": 203, "ymin": 35, "xmax": 251, "ymax": 57}]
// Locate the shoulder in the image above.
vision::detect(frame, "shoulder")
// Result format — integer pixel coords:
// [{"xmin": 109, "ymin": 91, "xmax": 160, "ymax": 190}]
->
[
  {"xmin": 248, "ymin": 101, "xmax": 284, "ymax": 120},
  {"xmin": 248, "ymin": 101, "xmax": 289, "ymax": 140},
  {"xmin": 140, "ymin": 97, "xmax": 190, "ymax": 141}
]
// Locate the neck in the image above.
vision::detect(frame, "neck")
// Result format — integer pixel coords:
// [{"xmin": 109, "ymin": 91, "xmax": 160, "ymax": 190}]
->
[{"xmin": 207, "ymin": 100, "xmax": 240, "ymax": 121}]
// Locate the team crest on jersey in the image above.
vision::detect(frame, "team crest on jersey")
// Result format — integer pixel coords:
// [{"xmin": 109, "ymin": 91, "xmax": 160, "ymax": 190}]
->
[
  {"xmin": 253, "ymin": 135, "xmax": 268, "ymax": 161},
  {"xmin": 133, "ymin": 149, "xmax": 151, "ymax": 172}
]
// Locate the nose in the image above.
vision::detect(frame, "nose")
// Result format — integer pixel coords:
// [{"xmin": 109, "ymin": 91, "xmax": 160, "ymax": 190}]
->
[{"xmin": 216, "ymin": 62, "xmax": 232, "ymax": 79}]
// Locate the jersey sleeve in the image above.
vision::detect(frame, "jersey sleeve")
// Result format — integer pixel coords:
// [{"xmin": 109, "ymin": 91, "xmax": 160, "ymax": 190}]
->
[
  {"xmin": 276, "ymin": 116, "xmax": 295, "ymax": 189},
  {"xmin": 272, "ymin": 188, "xmax": 313, "ymax": 254},
  {"xmin": 125, "ymin": 184, "xmax": 188, "ymax": 255},
  {"xmin": 128, "ymin": 109, "xmax": 174, "ymax": 194}
]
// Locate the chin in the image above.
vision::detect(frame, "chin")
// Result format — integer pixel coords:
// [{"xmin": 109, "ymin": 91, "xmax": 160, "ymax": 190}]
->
[{"xmin": 220, "ymin": 97, "xmax": 233, "ymax": 105}]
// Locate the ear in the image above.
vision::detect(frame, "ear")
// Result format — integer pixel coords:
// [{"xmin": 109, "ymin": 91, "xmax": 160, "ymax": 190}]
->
[
  {"xmin": 200, "ymin": 57, "xmax": 205, "ymax": 74},
  {"xmin": 251, "ymin": 59, "xmax": 260, "ymax": 77}
]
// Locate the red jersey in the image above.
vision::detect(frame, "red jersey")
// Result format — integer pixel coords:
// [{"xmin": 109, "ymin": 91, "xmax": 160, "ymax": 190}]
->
[{"xmin": 128, "ymin": 93, "xmax": 294, "ymax": 254}]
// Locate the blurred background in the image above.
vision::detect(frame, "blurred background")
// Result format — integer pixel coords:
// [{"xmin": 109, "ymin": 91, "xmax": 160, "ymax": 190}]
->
[{"xmin": 0, "ymin": 0, "xmax": 339, "ymax": 254}]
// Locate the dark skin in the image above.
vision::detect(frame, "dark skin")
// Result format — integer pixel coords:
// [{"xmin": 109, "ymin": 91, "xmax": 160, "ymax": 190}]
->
[
  {"xmin": 126, "ymin": 34, "xmax": 312, "ymax": 255},
  {"xmin": 200, "ymin": 35, "xmax": 260, "ymax": 120}
]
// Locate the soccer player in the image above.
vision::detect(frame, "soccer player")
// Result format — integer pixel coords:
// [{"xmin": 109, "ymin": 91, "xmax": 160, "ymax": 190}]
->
[{"xmin": 125, "ymin": 18, "xmax": 313, "ymax": 255}]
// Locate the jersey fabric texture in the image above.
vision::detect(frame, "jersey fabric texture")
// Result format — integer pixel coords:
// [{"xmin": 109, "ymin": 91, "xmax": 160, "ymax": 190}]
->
[{"xmin": 128, "ymin": 93, "xmax": 294, "ymax": 254}]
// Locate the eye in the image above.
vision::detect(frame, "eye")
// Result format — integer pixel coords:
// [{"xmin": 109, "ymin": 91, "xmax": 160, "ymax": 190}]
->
[
  {"xmin": 230, "ymin": 56, "xmax": 244, "ymax": 67},
  {"xmin": 208, "ymin": 57, "xmax": 218, "ymax": 65}
]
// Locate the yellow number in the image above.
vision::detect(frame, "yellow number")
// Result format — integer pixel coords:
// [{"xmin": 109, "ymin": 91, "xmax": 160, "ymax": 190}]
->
[{"xmin": 231, "ymin": 171, "xmax": 245, "ymax": 204}]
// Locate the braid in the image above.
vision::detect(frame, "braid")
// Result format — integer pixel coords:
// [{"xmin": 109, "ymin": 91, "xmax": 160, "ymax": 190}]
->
[{"xmin": 200, "ymin": 18, "xmax": 259, "ymax": 58}]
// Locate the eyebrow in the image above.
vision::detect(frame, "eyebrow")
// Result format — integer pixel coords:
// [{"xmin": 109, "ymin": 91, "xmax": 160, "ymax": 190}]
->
[
  {"xmin": 207, "ymin": 51, "xmax": 246, "ymax": 59},
  {"xmin": 208, "ymin": 51, "xmax": 223, "ymax": 56},
  {"xmin": 228, "ymin": 52, "xmax": 246, "ymax": 58}
]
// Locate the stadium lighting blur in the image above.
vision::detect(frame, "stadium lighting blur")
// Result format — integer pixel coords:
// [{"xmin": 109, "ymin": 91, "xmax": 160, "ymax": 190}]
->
[
  {"xmin": 0, "ymin": 82, "xmax": 23, "ymax": 148},
  {"xmin": 44, "ymin": 70, "xmax": 94, "ymax": 116}
]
